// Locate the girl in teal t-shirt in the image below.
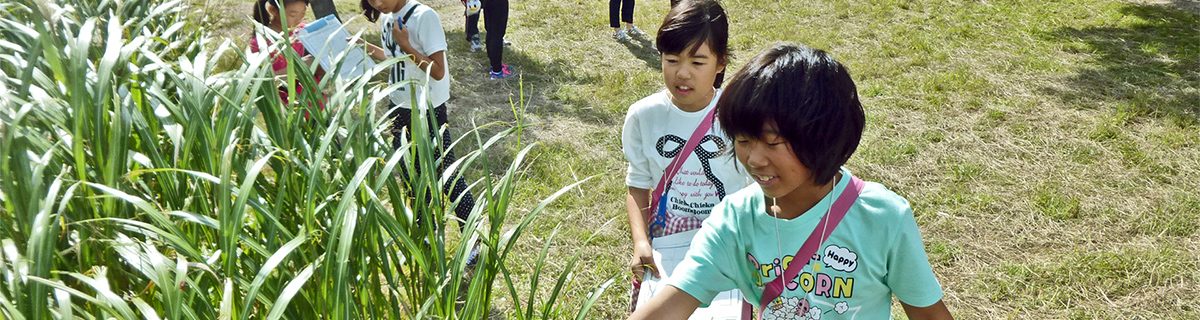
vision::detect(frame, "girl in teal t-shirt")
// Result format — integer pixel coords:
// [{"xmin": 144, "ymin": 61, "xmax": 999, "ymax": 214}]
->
[{"xmin": 631, "ymin": 43, "xmax": 953, "ymax": 319}]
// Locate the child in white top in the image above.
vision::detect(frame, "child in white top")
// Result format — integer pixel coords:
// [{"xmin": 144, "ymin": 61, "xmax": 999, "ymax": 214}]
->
[
  {"xmin": 622, "ymin": 0, "xmax": 750, "ymax": 313},
  {"xmin": 360, "ymin": 0, "xmax": 477, "ymax": 264}
]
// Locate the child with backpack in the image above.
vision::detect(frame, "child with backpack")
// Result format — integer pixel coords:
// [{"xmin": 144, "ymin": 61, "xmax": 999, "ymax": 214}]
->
[{"xmin": 360, "ymin": 0, "xmax": 479, "ymax": 264}]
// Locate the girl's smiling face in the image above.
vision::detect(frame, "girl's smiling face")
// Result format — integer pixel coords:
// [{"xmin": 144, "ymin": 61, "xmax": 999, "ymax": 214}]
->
[
  {"xmin": 661, "ymin": 42, "xmax": 726, "ymax": 112},
  {"xmin": 735, "ymin": 124, "xmax": 810, "ymax": 198},
  {"xmin": 734, "ymin": 122, "xmax": 832, "ymax": 217}
]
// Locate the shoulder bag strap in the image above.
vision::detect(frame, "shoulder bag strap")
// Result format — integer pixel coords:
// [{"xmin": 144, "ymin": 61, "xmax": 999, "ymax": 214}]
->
[
  {"xmin": 757, "ymin": 176, "xmax": 864, "ymax": 317},
  {"xmin": 646, "ymin": 106, "xmax": 718, "ymax": 235}
]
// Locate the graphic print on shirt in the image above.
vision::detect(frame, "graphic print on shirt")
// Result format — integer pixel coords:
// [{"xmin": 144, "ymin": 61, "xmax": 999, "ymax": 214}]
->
[
  {"xmin": 381, "ymin": 17, "xmax": 408, "ymax": 93},
  {"xmin": 654, "ymin": 133, "xmax": 727, "ymax": 216},
  {"xmin": 747, "ymin": 245, "xmax": 863, "ymax": 319}
]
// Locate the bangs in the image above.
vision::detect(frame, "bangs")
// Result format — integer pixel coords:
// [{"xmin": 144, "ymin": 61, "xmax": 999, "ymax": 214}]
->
[
  {"xmin": 715, "ymin": 43, "xmax": 866, "ymax": 185},
  {"xmin": 656, "ymin": 23, "xmax": 714, "ymax": 58},
  {"xmin": 654, "ymin": 0, "xmax": 729, "ymax": 64},
  {"xmin": 716, "ymin": 60, "xmax": 792, "ymax": 141}
]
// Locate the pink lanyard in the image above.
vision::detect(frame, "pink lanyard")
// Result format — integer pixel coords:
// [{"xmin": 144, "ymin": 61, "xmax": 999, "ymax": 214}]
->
[
  {"xmin": 646, "ymin": 106, "xmax": 717, "ymax": 236},
  {"xmin": 756, "ymin": 176, "xmax": 863, "ymax": 319}
]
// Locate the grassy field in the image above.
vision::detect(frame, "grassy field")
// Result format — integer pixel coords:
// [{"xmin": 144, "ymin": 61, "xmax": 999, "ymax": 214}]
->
[{"xmin": 187, "ymin": 0, "xmax": 1200, "ymax": 318}]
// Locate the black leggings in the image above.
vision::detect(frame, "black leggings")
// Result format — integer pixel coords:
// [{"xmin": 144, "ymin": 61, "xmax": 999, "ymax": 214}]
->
[
  {"xmin": 466, "ymin": 9, "xmax": 480, "ymax": 41},
  {"xmin": 609, "ymin": 0, "xmax": 633, "ymax": 28},
  {"xmin": 391, "ymin": 104, "xmax": 475, "ymax": 230},
  {"xmin": 482, "ymin": 0, "xmax": 509, "ymax": 72}
]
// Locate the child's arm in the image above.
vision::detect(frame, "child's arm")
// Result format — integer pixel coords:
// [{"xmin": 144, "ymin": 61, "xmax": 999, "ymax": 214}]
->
[
  {"xmin": 391, "ymin": 23, "xmax": 446, "ymax": 81},
  {"xmin": 361, "ymin": 41, "xmax": 388, "ymax": 61},
  {"xmin": 901, "ymin": 300, "xmax": 953, "ymax": 320},
  {"xmin": 628, "ymin": 285, "xmax": 700, "ymax": 319},
  {"xmin": 626, "ymin": 187, "xmax": 660, "ymax": 279},
  {"xmin": 887, "ymin": 203, "xmax": 952, "ymax": 319}
]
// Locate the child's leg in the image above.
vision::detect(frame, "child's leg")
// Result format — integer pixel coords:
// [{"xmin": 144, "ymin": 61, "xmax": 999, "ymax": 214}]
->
[
  {"xmin": 466, "ymin": 10, "xmax": 480, "ymax": 41},
  {"xmin": 431, "ymin": 104, "xmax": 476, "ymax": 230},
  {"xmin": 390, "ymin": 105, "xmax": 475, "ymax": 231},
  {"xmin": 609, "ymin": 0, "xmax": 622, "ymax": 29},
  {"xmin": 482, "ymin": 0, "xmax": 509, "ymax": 73},
  {"xmin": 390, "ymin": 106, "xmax": 412, "ymax": 151},
  {"xmin": 621, "ymin": 0, "xmax": 635, "ymax": 25}
]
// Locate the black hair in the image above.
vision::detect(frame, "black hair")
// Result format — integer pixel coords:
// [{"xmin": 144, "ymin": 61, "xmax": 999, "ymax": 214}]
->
[
  {"xmin": 655, "ymin": 0, "xmax": 730, "ymax": 88},
  {"xmin": 253, "ymin": 0, "xmax": 309, "ymax": 26},
  {"xmin": 716, "ymin": 43, "xmax": 866, "ymax": 185},
  {"xmin": 360, "ymin": 0, "xmax": 381, "ymax": 22}
]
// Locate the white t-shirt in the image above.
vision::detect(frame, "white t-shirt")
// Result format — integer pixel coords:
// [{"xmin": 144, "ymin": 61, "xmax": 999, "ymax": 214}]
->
[
  {"xmin": 622, "ymin": 90, "xmax": 751, "ymax": 225},
  {"xmin": 380, "ymin": 0, "xmax": 450, "ymax": 109}
]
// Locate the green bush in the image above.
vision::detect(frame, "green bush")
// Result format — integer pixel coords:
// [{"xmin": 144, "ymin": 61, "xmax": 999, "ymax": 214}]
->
[{"xmin": 0, "ymin": 0, "xmax": 609, "ymax": 318}]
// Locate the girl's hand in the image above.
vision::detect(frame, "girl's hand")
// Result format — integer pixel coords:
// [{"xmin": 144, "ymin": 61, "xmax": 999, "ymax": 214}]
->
[
  {"xmin": 355, "ymin": 38, "xmax": 387, "ymax": 61},
  {"xmin": 629, "ymin": 241, "xmax": 660, "ymax": 282},
  {"xmin": 391, "ymin": 22, "xmax": 412, "ymax": 51}
]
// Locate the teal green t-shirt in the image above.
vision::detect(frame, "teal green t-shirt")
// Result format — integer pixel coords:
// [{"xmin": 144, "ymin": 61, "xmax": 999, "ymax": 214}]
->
[{"xmin": 668, "ymin": 168, "xmax": 944, "ymax": 319}]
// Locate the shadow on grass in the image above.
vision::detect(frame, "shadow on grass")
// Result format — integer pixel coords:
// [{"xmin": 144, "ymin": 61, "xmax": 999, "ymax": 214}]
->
[
  {"xmin": 445, "ymin": 30, "xmax": 624, "ymax": 126},
  {"xmin": 1046, "ymin": 4, "xmax": 1199, "ymax": 123},
  {"xmin": 1158, "ymin": 0, "xmax": 1200, "ymax": 14},
  {"xmin": 621, "ymin": 35, "xmax": 662, "ymax": 71},
  {"xmin": 443, "ymin": 29, "xmax": 629, "ymax": 180}
]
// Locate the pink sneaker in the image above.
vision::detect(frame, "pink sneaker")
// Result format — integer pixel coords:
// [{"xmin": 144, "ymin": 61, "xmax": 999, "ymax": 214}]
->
[{"xmin": 488, "ymin": 64, "xmax": 515, "ymax": 80}]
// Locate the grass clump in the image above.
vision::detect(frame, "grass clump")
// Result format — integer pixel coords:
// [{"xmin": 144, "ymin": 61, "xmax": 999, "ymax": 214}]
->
[{"xmin": 0, "ymin": 0, "xmax": 608, "ymax": 318}]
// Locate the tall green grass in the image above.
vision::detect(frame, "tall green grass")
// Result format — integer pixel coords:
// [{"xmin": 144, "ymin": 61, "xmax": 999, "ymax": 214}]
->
[{"xmin": 0, "ymin": 0, "xmax": 609, "ymax": 318}]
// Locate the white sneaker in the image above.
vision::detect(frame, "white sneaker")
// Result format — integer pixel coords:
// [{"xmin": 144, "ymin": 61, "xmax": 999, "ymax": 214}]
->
[
  {"xmin": 628, "ymin": 26, "xmax": 646, "ymax": 37},
  {"xmin": 474, "ymin": 35, "xmax": 512, "ymax": 49},
  {"xmin": 470, "ymin": 37, "xmax": 483, "ymax": 52},
  {"xmin": 613, "ymin": 29, "xmax": 630, "ymax": 41}
]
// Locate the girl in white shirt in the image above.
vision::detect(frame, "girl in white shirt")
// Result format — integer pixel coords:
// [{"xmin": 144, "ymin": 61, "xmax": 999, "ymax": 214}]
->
[{"xmin": 622, "ymin": 0, "xmax": 749, "ymax": 312}]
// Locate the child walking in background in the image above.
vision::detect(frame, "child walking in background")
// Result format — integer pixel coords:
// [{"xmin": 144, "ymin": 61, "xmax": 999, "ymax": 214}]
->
[
  {"xmin": 610, "ymin": 0, "xmax": 645, "ymax": 41},
  {"xmin": 622, "ymin": 0, "xmax": 749, "ymax": 316},
  {"xmin": 359, "ymin": 0, "xmax": 479, "ymax": 263},
  {"xmin": 250, "ymin": 0, "xmax": 324, "ymax": 104},
  {"xmin": 479, "ymin": 0, "xmax": 514, "ymax": 79},
  {"xmin": 630, "ymin": 43, "xmax": 953, "ymax": 320},
  {"xmin": 463, "ymin": 0, "xmax": 484, "ymax": 51},
  {"xmin": 462, "ymin": 0, "xmax": 512, "ymax": 53}
]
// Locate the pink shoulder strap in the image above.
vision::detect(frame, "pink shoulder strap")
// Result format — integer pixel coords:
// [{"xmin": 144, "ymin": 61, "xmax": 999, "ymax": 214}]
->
[
  {"xmin": 646, "ymin": 107, "xmax": 718, "ymax": 231},
  {"xmin": 757, "ymin": 176, "xmax": 864, "ymax": 317}
]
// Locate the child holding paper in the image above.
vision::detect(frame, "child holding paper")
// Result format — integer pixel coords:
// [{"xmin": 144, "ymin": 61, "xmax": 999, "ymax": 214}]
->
[
  {"xmin": 360, "ymin": 0, "xmax": 480, "ymax": 264},
  {"xmin": 250, "ymin": 0, "xmax": 325, "ymax": 107}
]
